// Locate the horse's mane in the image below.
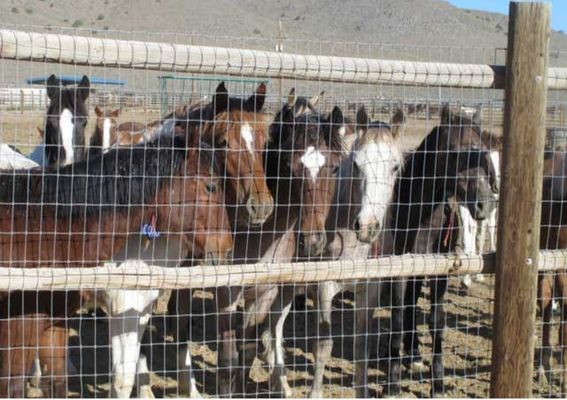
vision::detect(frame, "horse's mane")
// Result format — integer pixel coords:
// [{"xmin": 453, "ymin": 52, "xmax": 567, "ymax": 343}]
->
[{"xmin": 0, "ymin": 136, "xmax": 203, "ymax": 218}]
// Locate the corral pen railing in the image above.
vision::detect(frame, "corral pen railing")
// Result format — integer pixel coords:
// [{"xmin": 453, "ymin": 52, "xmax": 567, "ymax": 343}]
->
[{"xmin": 0, "ymin": 2, "xmax": 566, "ymax": 398}]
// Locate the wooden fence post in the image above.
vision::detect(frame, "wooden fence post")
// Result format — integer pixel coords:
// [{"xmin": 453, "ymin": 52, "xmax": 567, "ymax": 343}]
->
[{"xmin": 490, "ymin": 2, "xmax": 550, "ymax": 397}]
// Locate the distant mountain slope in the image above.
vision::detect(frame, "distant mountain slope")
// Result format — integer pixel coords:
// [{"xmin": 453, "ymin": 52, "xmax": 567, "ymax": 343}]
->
[{"xmin": 0, "ymin": 0, "xmax": 565, "ymax": 89}]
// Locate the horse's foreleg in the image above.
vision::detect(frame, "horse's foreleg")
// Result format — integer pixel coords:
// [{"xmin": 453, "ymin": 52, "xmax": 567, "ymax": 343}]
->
[
  {"xmin": 429, "ymin": 276, "xmax": 448, "ymax": 397},
  {"xmin": 236, "ymin": 285, "xmax": 279, "ymax": 395},
  {"xmin": 537, "ymin": 275, "xmax": 553, "ymax": 386},
  {"xmin": 354, "ymin": 281, "xmax": 381, "ymax": 398},
  {"xmin": 168, "ymin": 289, "xmax": 198, "ymax": 397},
  {"xmin": 135, "ymin": 354, "xmax": 155, "ymax": 399},
  {"xmin": 261, "ymin": 285, "xmax": 295, "ymax": 398},
  {"xmin": 38, "ymin": 325, "xmax": 69, "ymax": 397},
  {"xmin": 108, "ymin": 290, "xmax": 156, "ymax": 398},
  {"xmin": 309, "ymin": 282, "xmax": 336, "ymax": 398},
  {"xmin": 216, "ymin": 286, "xmax": 243, "ymax": 397},
  {"xmin": 557, "ymin": 274, "xmax": 567, "ymax": 395},
  {"xmin": 402, "ymin": 277, "xmax": 427, "ymax": 373},
  {"xmin": 0, "ymin": 316, "xmax": 38, "ymax": 398},
  {"xmin": 385, "ymin": 279, "xmax": 405, "ymax": 397}
]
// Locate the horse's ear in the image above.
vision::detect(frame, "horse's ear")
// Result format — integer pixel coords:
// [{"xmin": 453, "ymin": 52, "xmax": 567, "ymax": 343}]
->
[
  {"xmin": 94, "ymin": 106, "xmax": 103, "ymax": 117},
  {"xmin": 111, "ymin": 108, "xmax": 120, "ymax": 118},
  {"xmin": 309, "ymin": 90, "xmax": 324, "ymax": 107},
  {"xmin": 46, "ymin": 74, "xmax": 59, "ymax": 100},
  {"xmin": 330, "ymin": 106, "xmax": 343, "ymax": 126},
  {"xmin": 287, "ymin": 88, "xmax": 296, "ymax": 107},
  {"xmin": 440, "ymin": 102, "xmax": 451, "ymax": 125},
  {"xmin": 212, "ymin": 82, "xmax": 229, "ymax": 114},
  {"xmin": 78, "ymin": 75, "xmax": 90, "ymax": 101},
  {"xmin": 356, "ymin": 106, "xmax": 369, "ymax": 131},
  {"xmin": 390, "ymin": 106, "xmax": 405, "ymax": 139},
  {"xmin": 245, "ymin": 82, "xmax": 266, "ymax": 112},
  {"xmin": 473, "ymin": 104, "xmax": 483, "ymax": 126}
]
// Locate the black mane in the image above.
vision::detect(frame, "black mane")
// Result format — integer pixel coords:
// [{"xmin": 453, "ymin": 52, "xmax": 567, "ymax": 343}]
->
[{"xmin": 0, "ymin": 136, "xmax": 197, "ymax": 218}]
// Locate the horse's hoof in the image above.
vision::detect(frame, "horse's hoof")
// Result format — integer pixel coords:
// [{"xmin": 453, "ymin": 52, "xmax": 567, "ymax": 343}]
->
[
  {"xmin": 537, "ymin": 365, "xmax": 549, "ymax": 385},
  {"xmin": 404, "ymin": 360, "xmax": 428, "ymax": 374},
  {"xmin": 138, "ymin": 385, "xmax": 155, "ymax": 399},
  {"xmin": 25, "ymin": 385, "xmax": 44, "ymax": 398}
]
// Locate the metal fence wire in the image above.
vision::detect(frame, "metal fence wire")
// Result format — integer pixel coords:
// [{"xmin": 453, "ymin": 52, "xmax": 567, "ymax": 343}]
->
[{"xmin": 0, "ymin": 17, "xmax": 565, "ymax": 398}]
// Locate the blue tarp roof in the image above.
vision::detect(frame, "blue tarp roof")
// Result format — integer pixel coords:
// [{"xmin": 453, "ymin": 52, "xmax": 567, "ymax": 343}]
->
[{"xmin": 26, "ymin": 75, "xmax": 126, "ymax": 86}]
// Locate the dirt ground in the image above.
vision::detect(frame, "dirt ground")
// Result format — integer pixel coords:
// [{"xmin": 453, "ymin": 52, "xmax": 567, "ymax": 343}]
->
[{"xmin": 60, "ymin": 277, "xmax": 565, "ymax": 398}]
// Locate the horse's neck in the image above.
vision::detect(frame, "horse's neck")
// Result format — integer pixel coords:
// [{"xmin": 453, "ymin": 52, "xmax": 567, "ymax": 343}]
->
[
  {"xmin": 0, "ymin": 205, "xmax": 148, "ymax": 268},
  {"xmin": 232, "ymin": 202, "xmax": 299, "ymax": 264},
  {"xmin": 391, "ymin": 175, "xmax": 449, "ymax": 254}
]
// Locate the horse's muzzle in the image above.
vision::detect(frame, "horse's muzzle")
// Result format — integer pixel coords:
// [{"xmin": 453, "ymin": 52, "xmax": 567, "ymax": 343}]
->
[
  {"xmin": 245, "ymin": 194, "xmax": 274, "ymax": 225},
  {"xmin": 299, "ymin": 232, "xmax": 327, "ymax": 257},
  {"xmin": 354, "ymin": 218, "xmax": 381, "ymax": 244}
]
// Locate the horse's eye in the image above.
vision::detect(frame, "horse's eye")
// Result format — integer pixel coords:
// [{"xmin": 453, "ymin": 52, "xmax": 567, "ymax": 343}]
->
[
  {"xmin": 332, "ymin": 166, "xmax": 340, "ymax": 174},
  {"xmin": 216, "ymin": 138, "xmax": 228, "ymax": 148},
  {"xmin": 205, "ymin": 182, "xmax": 217, "ymax": 194},
  {"xmin": 393, "ymin": 165, "xmax": 400, "ymax": 173}
]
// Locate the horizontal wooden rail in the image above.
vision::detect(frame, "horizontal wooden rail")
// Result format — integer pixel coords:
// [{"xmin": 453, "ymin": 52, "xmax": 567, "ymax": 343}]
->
[
  {"xmin": 0, "ymin": 250, "xmax": 565, "ymax": 291},
  {"xmin": 2, "ymin": 29, "xmax": 567, "ymax": 89}
]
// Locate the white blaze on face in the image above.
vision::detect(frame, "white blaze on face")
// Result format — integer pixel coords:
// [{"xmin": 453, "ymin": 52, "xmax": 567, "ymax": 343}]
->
[
  {"xmin": 241, "ymin": 123, "xmax": 255, "ymax": 155},
  {"xmin": 102, "ymin": 118, "xmax": 112, "ymax": 150},
  {"xmin": 60, "ymin": 108, "xmax": 75, "ymax": 165},
  {"xmin": 490, "ymin": 150, "xmax": 500, "ymax": 193},
  {"xmin": 459, "ymin": 204, "xmax": 478, "ymax": 255},
  {"xmin": 355, "ymin": 141, "xmax": 401, "ymax": 229},
  {"xmin": 300, "ymin": 145, "xmax": 326, "ymax": 182},
  {"xmin": 338, "ymin": 126, "xmax": 346, "ymax": 137}
]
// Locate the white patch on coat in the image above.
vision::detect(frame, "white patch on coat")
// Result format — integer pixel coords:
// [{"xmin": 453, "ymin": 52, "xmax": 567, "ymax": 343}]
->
[
  {"xmin": 338, "ymin": 126, "xmax": 346, "ymax": 137},
  {"xmin": 60, "ymin": 108, "xmax": 75, "ymax": 165},
  {"xmin": 459, "ymin": 205, "xmax": 477, "ymax": 255},
  {"xmin": 241, "ymin": 123, "xmax": 255, "ymax": 155},
  {"xmin": 300, "ymin": 145, "xmax": 326, "ymax": 182},
  {"xmin": 102, "ymin": 118, "xmax": 112, "ymax": 150},
  {"xmin": 490, "ymin": 150, "xmax": 501, "ymax": 186}
]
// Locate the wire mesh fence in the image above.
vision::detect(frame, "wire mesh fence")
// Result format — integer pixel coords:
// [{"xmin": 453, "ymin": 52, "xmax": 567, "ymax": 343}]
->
[{"xmin": 0, "ymin": 20, "xmax": 565, "ymax": 398}]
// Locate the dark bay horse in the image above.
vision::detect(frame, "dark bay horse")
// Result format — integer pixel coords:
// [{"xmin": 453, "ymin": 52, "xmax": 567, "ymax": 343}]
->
[
  {"xmin": 380, "ymin": 104, "xmax": 499, "ymax": 397},
  {"xmin": 28, "ymin": 75, "xmax": 89, "ymax": 167},
  {"xmin": 0, "ymin": 135, "xmax": 233, "ymax": 397},
  {"xmin": 214, "ymin": 105, "xmax": 345, "ymax": 397},
  {"xmin": 538, "ymin": 150, "xmax": 567, "ymax": 395}
]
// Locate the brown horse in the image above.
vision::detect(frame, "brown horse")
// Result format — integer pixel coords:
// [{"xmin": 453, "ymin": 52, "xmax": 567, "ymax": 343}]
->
[
  {"xmin": 538, "ymin": 150, "xmax": 567, "ymax": 395},
  {"xmin": 88, "ymin": 106, "xmax": 146, "ymax": 158},
  {"xmin": 0, "ymin": 134, "xmax": 233, "ymax": 397}
]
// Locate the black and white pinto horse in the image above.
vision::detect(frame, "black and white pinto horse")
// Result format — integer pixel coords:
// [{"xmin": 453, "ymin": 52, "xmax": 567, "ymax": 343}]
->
[
  {"xmin": 28, "ymin": 75, "xmax": 89, "ymax": 167},
  {"xmin": 379, "ymin": 104, "xmax": 499, "ymax": 398}
]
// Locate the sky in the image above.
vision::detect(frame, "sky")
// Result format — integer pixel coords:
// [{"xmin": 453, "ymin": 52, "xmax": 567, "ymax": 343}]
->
[{"xmin": 447, "ymin": 0, "xmax": 567, "ymax": 32}]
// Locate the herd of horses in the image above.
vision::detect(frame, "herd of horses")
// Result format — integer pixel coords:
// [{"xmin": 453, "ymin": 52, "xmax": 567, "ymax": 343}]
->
[{"xmin": 0, "ymin": 74, "xmax": 565, "ymax": 398}]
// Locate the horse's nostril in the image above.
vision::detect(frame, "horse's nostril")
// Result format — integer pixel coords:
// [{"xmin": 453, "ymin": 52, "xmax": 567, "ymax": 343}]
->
[{"xmin": 354, "ymin": 219, "xmax": 361, "ymax": 232}]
